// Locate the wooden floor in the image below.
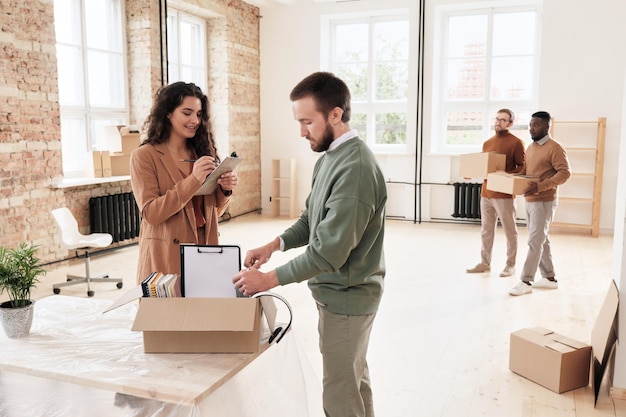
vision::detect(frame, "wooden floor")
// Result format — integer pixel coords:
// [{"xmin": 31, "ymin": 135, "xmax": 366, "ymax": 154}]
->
[{"xmin": 16, "ymin": 214, "xmax": 626, "ymax": 417}]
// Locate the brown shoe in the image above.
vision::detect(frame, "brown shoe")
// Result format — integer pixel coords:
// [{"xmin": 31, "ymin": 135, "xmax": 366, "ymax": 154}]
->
[{"xmin": 466, "ymin": 263, "xmax": 490, "ymax": 273}]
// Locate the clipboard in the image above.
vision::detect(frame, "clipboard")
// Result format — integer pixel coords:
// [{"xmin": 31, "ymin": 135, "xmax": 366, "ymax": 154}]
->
[
  {"xmin": 180, "ymin": 244, "xmax": 242, "ymax": 297},
  {"xmin": 194, "ymin": 157, "xmax": 243, "ymax": 196}
]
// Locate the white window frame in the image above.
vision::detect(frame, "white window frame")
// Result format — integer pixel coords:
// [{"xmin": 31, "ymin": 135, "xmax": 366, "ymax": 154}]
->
[
  {"xmin": 167, "ymin": 9, "xmax": 207, "ymax": 91},
  {"xmin": 432, "ymin": 2, "xmax": 541, "ymax": 155},
  {"xmin": 54, "ymin": 0, "xmax": 129, "ymax": 178},
  {"xmin": 322, "ymin": 10, "xmax": 414, "ymax": 155}
]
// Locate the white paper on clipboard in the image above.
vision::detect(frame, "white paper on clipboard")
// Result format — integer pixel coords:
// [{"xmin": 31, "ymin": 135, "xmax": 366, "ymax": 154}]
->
[
  {"xmin": 194, "ymin": 157, "xmax": 243, "ymax": 196},
  {"xmin": 180, "ymin": 244, "xmax": 242, "ymax": 297}
]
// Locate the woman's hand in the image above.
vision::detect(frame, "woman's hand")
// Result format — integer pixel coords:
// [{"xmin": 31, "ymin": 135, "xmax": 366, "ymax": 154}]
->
[
  {"xmin": 191, "ymin": 156, "xmax": 217, "ymax": 183},
  {"xmin": 217, "ymin": 171, "xmax": 239, "ymax": 192}
]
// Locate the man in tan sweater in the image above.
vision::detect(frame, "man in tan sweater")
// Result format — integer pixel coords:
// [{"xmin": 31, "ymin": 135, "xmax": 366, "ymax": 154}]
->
[
  {"xmin": 509, "ymin": 111, "xmax": 571, "ymax": 296},
  {"xmin": 466, "ymin": 109, "xmax": 525, "ymax": 277}
]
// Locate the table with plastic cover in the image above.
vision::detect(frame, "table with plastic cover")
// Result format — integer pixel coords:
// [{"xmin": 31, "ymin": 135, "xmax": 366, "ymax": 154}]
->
[{"xmin": 0, "ymin": 295, "xmax": 323, "ymax": 417}]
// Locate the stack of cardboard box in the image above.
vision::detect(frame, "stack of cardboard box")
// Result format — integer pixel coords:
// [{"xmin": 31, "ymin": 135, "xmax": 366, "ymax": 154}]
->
[{"xmin": 92, "ymin": 126, "xmax": 141, "ymax": 177}]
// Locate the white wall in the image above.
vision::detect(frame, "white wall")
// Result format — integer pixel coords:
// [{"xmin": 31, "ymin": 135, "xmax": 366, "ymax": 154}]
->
[{"xmin": 257, "ymin": 0, "xmax": 626, "ymax": 232}]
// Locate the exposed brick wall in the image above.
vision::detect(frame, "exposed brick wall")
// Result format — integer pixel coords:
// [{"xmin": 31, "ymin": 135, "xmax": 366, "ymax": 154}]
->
[{"xmin": 0, "ymin": 0, "xmax": 261, "ymax": 263}]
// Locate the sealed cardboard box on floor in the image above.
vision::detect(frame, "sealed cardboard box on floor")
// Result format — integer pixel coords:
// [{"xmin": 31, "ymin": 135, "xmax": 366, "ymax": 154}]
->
[
  {"xmin": 486, "ymin": 171, "xmax": 538, "ymax": 195},
  {"xmin": 509, "ymin": 327, "xmax": 591, "ymax": 393},
  {"xmin": 509, "ymin": 281, "xmax": 619, "ymax": 397},
  {"xmin": 459, "ymin": 152, "xmax": 506, "ymax": 178},
  {"xmin": 131, "ymin": 297, "xmax": 264, "ymax": 353}
]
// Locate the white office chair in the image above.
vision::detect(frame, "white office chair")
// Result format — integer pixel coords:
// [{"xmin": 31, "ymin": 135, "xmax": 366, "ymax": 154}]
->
[{"xmin": 52, "ymin": 207, "xmax": 123, "ymax": 297}]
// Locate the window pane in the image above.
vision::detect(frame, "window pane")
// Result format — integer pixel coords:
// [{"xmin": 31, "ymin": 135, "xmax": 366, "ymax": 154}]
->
[
  {"xmin": 87, "ymin": 51, "xmax": 125, "ymax": 108},
  {"xmin": 375, "ymin": 62, "xmax": 408, "ymax": 100},
  {"xmin": 446, "ymin": 111, "xmax": 484, "ymax": 145},
  {"xmin": 60, "ymin": 117, "xmax": 88, "ymax": 170},
  {"xmin": 375, "ymin": 112, "xmax": 406, "ymax": 145},
  {"xmin": 351, "ymin": 113, "xmax": 367, "ymax": 142},
  {"xmin": 85, "ymin": 0, "xmax": 122, "ymax": 51},
  {"xmin": 54, "ymin": 0, "xmax": 82, "ymax": 44},
  {"xmin": 493, "ymin": 12, "xmax": 536, "ymax": 56},
  {"xmin": 56, "ymin": 45, "xmax": 85, "ymax": 106},
  {"xmin": 337, "ymin": 63, "xmax": 368, "ymax": 101},
  {"xmin": 334, "ymin": 23, "xmax": 368, "ymax": 62},
  {"xmin": 446, "ymin": 58, "xmax": 486, "ymax": 100},
  {"xmin": 447, "ymin": 15, "xmax": 487, "ymax": 58},
  {"xmin": 373, "ymin": 20, "xmax": 409, "ymax": 61},
  {"xmin": 180, "ymin": 20, "xmax": 203, "ymax": 66},
  {"xmin": 91, "ymin": 118, "xmax": 124, "ymax": 151},
  {"xmin": 87, "ymin": 52, "xmax": 124, "ymax": 107},
  {"xmin": 490, "ymin": 57, "xmax": 533, "ymax": 99}
]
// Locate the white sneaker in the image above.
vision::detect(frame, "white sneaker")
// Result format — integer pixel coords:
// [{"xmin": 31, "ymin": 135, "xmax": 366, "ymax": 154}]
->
[
  {"xmin": 533, "ymin": 278, "xmax": 558, "ymax": 290},
  {"xmin": 500, "ymin": 266, "xmax": 515, "ymax": 277},
  {"xmin": 509, "ymin": 281, "xmax": 532, "ymax": 296}
]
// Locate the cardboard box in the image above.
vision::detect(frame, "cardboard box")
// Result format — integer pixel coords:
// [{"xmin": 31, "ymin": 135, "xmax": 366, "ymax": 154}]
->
[
  {"xmin": 120, "ymin": 132, "xmax": 140, "ymax": 155},
  {"xmin": 101, "ymin": 151, "xmax": 111, "ymax": 177},
  {"xmin": 459, "ymin": 152, "xmax": 506, "ymax": 178},
  {"xmin": 509, "ymin": 327, "xmax": 591, "ymax": 393},
  {"xmin": 92, "ymin": 151, "xmax": 103, "ymax": 178},
  {"xmin": 103, "ymin": 125, "xmax": 141, "ymax": 155},
  {"xmin": 110, "ymin": 153, "xmax": 131, "ymax": 176},
  {"xmin": 486, "ymin": 171, "xmax": 538, "ymax": 195},
  {"xmin": 509, "ymin": 281, "xmax": 619, "ymax": 398},
  {"xmin": 131, "ymin": 297, "xmax": 263, "ymax": 353}
]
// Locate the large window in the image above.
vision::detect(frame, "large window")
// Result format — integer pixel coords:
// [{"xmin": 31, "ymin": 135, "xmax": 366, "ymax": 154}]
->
[
  {"xmin": 167, "ymin": 10, "xmax": 207, "ymax": 91},
  {"xmin": 434, "ymin": 5, "xmax": 540, "ymax": 153},
  {"xmin": 54, "ymin": 0, "xmax": 128, "ymax": 177},
  {"xmin": 326, "ymin": 13, "xmax": 410, "ymax": 153}
]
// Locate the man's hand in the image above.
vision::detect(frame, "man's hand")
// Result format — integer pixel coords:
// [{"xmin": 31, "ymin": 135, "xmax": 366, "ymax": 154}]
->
[
  {"xmin": 232, "ymin": 267, "xmax": 279, "ymax": 296},
  {"xmin": 523, "ymin": 182, "xmax": 539, "ymax": 196}
]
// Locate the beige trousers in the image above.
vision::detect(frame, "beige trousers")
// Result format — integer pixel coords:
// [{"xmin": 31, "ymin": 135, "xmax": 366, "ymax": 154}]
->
[
  {"xmin": 317, "ymin": 305, "xmax": 377, "ymax": 417},
  {"xmin": 480, "ymin": 197, "xmax": 518, "ymax": 267}
]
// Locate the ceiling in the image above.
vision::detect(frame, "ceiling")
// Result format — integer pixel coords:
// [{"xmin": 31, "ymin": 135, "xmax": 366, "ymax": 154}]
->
[{"xmin": 243, "ymin": 0, "xmax": 360, "ymax": 8}]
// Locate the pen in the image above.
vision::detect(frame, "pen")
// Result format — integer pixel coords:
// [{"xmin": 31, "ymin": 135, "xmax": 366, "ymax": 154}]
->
[{"xmin": 178, "ymin": 159, "xmax": 197, "ymax": 163}]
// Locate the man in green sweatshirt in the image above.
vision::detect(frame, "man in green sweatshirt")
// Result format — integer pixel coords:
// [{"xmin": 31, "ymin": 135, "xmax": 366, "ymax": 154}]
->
[
  {"xmin": 232, "ymin": 72, "xmax": 387, "ymax": 417},
  {"xmin": 509, "ymin": 111, "xmax": 571, "ymax": 296}
]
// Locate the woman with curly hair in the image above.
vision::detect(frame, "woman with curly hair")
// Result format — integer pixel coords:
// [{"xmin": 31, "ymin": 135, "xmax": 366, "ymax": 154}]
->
[{"xmin": 130, "ymin": 82, "xmax": 238, "ymax": 288}]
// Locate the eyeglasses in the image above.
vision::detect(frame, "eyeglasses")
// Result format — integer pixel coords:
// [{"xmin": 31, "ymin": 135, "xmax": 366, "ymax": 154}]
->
[{"xmin": 494, "ymin": 118, "xmax": 511, "ymax": 124}]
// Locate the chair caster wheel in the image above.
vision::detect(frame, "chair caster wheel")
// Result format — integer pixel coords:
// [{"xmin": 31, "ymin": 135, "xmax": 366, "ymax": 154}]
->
[
  {"xmin": 87, "ymin": 291, "xmax": 95, "ymax": 297},
  {"xmin": 116, "ymin": 282, "xmax": 123, "ymax": 289},
  {"xmin": 53, "ymin": 288, "xmax": 60, "ymax": 294}
]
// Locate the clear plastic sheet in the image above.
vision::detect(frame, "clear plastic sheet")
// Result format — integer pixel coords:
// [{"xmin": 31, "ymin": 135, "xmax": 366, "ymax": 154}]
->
[{"xmin": 0, "ymin": 296, "xmax": 323, "ymax": 417}]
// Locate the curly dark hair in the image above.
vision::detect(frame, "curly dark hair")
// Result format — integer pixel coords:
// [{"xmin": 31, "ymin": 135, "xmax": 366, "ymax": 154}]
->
[{"xmin": 141, "ymin": 82, "xmax": 218, "ymax": 161}]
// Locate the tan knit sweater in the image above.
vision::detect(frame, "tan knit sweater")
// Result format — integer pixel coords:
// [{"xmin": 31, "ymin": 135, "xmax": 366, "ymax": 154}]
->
[{"xmin": 520, "ymin": 136, "xmax": 571, "ymax": 202}]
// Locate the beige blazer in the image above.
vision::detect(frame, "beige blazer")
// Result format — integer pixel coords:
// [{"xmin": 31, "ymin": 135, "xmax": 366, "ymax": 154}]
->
[{"xmin": 130, "ymin": 143, "xmax": 231, "ymax": 284}]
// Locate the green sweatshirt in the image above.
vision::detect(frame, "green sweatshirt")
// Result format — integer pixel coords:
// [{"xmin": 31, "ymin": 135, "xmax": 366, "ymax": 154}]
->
[{"xmin": 275, "ymin": 137, "xmax": 387, "ymax": 315}]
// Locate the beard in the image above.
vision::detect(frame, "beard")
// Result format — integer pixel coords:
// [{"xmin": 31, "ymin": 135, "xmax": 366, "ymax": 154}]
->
[{"xmin": 309, "ymin": 123, "xmax": 335, "ymax": 153}]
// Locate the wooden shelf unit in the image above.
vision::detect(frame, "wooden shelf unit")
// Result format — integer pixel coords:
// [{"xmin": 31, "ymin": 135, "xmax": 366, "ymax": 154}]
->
[
  {"xmin": 549, "ymin": 117, "xmax": 606, "ymax": 237},
  {"xmin": 270, "ymin": 158, "xmax": 298, "ymax": 218}
]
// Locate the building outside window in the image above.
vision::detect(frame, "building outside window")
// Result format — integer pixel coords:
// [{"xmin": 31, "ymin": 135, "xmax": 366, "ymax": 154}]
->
[
  {"xmin": 325, "ymin": 12, "xmax": 411, "ymax": 153},
  {"xmin": 434, "ymin": 4, "xmax": 540, "ymax": 154},
  {"xmin": 53, "ymin": 0, "xmax": 128, "ymax": 177}
]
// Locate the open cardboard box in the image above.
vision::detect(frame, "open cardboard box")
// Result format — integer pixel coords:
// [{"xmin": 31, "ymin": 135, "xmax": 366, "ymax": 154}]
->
[
  {"xmin": 104, "ymin": 284, "xmax": 278, "ymax": 354},
  {"xmin": 459, "ymin": 152, "xmax": 506, "ymax": 179},
  {"xmin": 132, "ymin": 297, "xmax": 263, "ymax": 353},
  {"xmin": 509, "ymin": 281, "xmax": 619, "ymax": 400}
]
